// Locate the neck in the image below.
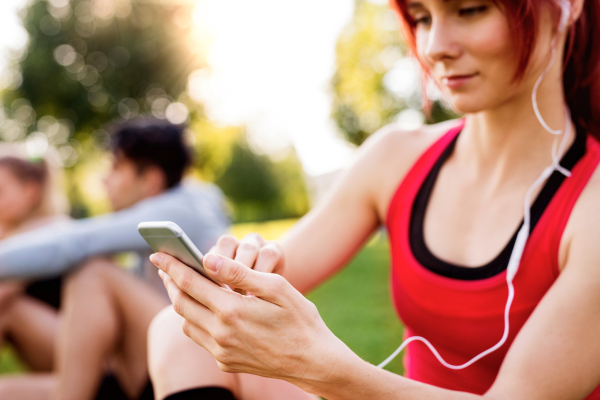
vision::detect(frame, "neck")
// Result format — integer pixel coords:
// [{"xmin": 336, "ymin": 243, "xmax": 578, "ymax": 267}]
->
[
  {"xmin": 454, "ymin": 28, "xmax": 575, "ymax": 186},
  {"xmin": 456, "ymin": 74, "xmax": 572, "ymax": 186}
]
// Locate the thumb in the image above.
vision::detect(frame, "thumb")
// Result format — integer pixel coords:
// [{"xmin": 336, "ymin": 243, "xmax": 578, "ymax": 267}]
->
[{"xmin": 203, "ymin": 253, "xmax": 287, "ymax": 304}]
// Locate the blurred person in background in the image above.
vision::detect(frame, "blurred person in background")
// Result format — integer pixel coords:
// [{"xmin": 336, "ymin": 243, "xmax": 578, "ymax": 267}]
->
[
  {"xmin": 0, "ymin": 150, "xmax": 69, "ymax": 380},
  {"xmin": 148, "ymin": 0, "xmax": 600, "ymax": 400},
  {"xmin": 0, "ymin": 119, "xmax": 230, "ymax": 400}
]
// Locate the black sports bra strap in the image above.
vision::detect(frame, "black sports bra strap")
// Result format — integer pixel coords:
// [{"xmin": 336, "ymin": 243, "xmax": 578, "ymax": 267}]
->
[{"xmin": 409, "ymin": 128, "xmax": 587, "ymax": 280}]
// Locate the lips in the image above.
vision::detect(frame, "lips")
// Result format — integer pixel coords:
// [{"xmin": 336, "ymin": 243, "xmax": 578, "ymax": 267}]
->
[{"xmin": 441, "ymin": 73, "xmax": 478, "ymax": 89}]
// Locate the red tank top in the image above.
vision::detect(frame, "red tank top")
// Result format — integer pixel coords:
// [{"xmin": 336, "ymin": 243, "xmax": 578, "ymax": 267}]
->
[{"xmin": 387, "ymin": 122, "xmax": 600, "ymax": 397}]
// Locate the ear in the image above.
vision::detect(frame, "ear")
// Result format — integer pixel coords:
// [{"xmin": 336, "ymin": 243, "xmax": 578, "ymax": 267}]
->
[
  {"xmin": 141, "ymin": 165, "xmax": 168, "ymax": 196},
  {"xmin": 569, "ymin": 0, "xmax": 584, "ymax": 23}
]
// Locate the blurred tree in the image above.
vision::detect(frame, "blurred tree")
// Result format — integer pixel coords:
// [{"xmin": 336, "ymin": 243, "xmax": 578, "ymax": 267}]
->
[
  {"xmin": 214, "ymin": 133, "xmax": 309, "ymax": 223},
  {"xmin": 0, "ymin": 0, "xmax": 210, "ymax": 216},
  {"xmin": 188, "ymin": 115, "xmax": 309, "ymax": 222},
  {"xmin": 0, "ymin": 0, "xmax": 310, "ymax": 222},
  {"xmin": 3, "ymin": 0, "xmax": 202, "ymax": 138},
  {"xmin": 331, "ymin": 0, "xmax": 457, "ymax": 146}
]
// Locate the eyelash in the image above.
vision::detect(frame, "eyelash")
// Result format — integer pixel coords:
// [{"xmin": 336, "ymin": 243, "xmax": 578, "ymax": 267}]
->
[
  {"xmin": 458, "ymin": 5, "xmax": 488, "ymax": 17},
  {"xmin": 412, "ymin": 5, "xmax": 488, "ymax": 27}
]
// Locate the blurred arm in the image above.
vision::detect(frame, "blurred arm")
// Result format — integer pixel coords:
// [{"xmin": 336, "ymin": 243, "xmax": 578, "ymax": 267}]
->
[
  {"xmin": 0, "ymin": 186, "xmax": 228, "ymax": 280},
  {"xmin": 280, "ymin": 126, "xmax": 435, "ymax": 293}
]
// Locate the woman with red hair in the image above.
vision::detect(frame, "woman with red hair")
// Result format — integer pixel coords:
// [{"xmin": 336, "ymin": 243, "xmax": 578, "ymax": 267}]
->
[{"xmin": 148, "ymin": 0, "xmax": 600, "ymax": 399}]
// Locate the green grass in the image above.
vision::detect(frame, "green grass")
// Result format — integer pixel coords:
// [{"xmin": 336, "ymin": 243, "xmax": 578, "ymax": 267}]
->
[
  {"xmin": 0, "ymin": 344, "xmax": 27, "ymax": 374},
  {"xmin": 0, "ymin": 219, "xmax": 405, "ymax": 377},
  {"xmin": 307, "ymin": 232, "xmax": 405, "ymax": 375}
]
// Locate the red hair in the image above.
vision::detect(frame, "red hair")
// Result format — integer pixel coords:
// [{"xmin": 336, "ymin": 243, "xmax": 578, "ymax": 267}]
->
[{"xmin": 391, "ymin": 0, "xmax": 600, "ymax": 140}]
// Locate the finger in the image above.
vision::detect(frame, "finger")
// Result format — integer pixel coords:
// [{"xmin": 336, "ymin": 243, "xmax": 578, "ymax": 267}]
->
[
  {"xmin": 234, "ymin": 234, "xmax": 264, "ymax": 269},
  {"xmin": 213, "ymin": 234, "xmax": 239, "ymax": 259},
  {"xmin": 180, "ymin": 318, "xmax": 218, "ymax": 355},
  {"xmin": 152, "ymin": 252, "xmax": 235, "ymax": 312},
  {"xmin": 161, "ymin": 270, "xmax": 217, "ymax": 328},
  {"xmin": 203, "ymin": 253, "xmax": 290, "ymax": 305},
  {"xmin": 253, "ymin": 242, "xmax": 284, "ymax": 274}
]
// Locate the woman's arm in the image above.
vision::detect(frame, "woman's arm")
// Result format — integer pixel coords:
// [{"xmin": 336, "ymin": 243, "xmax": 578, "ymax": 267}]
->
[
  {"xmin": 211, "ymin": 124, "xmax": 445, "ymax": 293},
  {"xmin": 152, "ymin": 170, "xmax": 600, "ymax": 400}
]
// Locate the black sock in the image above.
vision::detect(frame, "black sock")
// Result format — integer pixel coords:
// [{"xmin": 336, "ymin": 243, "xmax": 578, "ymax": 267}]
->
[{"xmin": 163, "ymin": 386, "xmax": 236, "ymax": 400}]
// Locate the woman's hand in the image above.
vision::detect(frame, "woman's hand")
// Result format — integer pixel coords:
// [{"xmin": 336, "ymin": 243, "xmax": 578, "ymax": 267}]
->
[
  {"xmin": 150, "ymin": 251, "xmax": 360, "ymax": 394},
  {"xmin": 209, "ymin": 233, "xmax": 285, "ymax": 275}
]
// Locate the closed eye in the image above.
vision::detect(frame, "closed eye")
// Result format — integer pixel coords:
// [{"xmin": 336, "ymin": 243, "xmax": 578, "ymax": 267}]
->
[{"xmin": 458, "ymin": 5, "xmax": 488, "ymax": 18}]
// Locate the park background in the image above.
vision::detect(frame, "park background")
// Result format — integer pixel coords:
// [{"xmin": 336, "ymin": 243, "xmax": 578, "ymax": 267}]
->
[{"xmin": 0, "ymin": 0, "xmax": 455, "ymax": 378}]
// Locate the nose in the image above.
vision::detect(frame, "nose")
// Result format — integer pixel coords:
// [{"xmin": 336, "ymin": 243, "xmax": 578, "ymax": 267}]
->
[{"xmin": 422, "ymin": 18, "xmax": 461, "ymax": 64}]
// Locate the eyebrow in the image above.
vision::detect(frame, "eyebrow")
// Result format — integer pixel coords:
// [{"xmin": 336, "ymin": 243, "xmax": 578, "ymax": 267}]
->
[
  {"xmin": 406, "ymin": 2, "xmax": 424, "ymax": 10},
  {"xmin": 406, "ymin": 0, "xmax": 453, "ymax": 9}
]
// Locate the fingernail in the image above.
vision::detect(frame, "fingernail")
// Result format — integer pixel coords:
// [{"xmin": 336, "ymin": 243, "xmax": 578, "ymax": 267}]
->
[
  {"xmin": 204, "ymin": 253, "xmax": 222, "ymax": 272},
  {"xmin": 150, "ymin": 253, "xmax": 162, "ymax": 264},
  {"xmin": 158, "ymin": 269, "xmax": 165, "ymax": 279}
]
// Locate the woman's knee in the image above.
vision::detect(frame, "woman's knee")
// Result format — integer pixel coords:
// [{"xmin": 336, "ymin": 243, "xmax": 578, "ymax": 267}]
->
[
  {"xmin": 63, "ymin": 257, "xmax": 116, "ymax": 294},
  {"xmin": 148, "ymin": 306, "xmax": 183, "ymax": 374},
  {"xmin": 148, "ymin": 306, "xmax": 237, "ymax": 399}
]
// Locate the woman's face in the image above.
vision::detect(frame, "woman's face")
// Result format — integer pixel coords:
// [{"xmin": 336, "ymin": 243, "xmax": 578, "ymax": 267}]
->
[
  {"xmin": 0, "ymin": 166, "xmax": 41, "ymax": 225},
  {"xmin": 407, "ymin": 0, "xmax": 531, "ymax": 114}
]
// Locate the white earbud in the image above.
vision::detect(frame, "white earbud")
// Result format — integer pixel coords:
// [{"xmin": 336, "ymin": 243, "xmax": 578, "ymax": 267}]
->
[{"xmin": 557, "ymin": 0, "xmax": 571, "ymax": 34}]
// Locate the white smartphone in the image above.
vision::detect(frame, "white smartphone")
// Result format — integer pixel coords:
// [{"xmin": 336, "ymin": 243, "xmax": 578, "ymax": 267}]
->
[{"xmin": 137, "ymin": 221, "xmax": 219, "ymax": 285}]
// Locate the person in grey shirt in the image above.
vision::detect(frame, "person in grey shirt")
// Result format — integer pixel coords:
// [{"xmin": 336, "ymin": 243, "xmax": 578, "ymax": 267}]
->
[
  {"xmin": 0, "ymin": 180, "xmax": 228, "ymax": 290},
  {"xmin": 0, "ymin": 119, "xmax": 229, "ymax": 400}
]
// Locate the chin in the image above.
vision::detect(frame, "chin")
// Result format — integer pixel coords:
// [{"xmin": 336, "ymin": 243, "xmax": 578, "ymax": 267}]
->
[
  {"xmin": 108, "ymin": 198, "xmax": 122, "ymax": 212},
  {"xmin": 445, "ymin": 93, "xmax": 492, "ymax": 115}
]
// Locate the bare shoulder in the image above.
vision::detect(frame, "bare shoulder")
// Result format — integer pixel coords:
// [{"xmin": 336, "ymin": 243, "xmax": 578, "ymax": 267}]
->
[
  {"xmin": 560, "ymin": 163, "xmax": 600, "ymax": 272},
  {"xmin": 350, "ymin": 119, "xmax": 460, "ymax": 221},
  {"xmin": 358, "ymin": 118, "xmax": 457, "ymax": 160}
]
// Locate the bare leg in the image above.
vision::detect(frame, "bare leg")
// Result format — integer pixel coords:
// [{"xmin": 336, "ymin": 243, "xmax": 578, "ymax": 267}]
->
[
  {"xmin": 0, "ymin": 374, "xmax": 55, "ymax": 400},
  {"xmin": 148, "ymin": 306, "xmax": 318, "ymax": 400},
  {"xmin": 52, "ymin": 258, "xmax": 169, "ymax": 400},
  {"xmin": 0, "ymin": 287, "xmax": 58, "ymax": 399},
  {"xmin": 148, "ymin": 306, "xmax": 237, "ymax": 398},
  {"xmin": 0, "ymin": 296, "xmax": 59, "ymax": 371}
]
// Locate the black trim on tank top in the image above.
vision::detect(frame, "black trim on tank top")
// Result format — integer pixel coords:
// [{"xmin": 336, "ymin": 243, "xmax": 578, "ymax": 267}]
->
[{"xmin": 409, "ymin": 128, "xmax": 587, "ymax": 280}]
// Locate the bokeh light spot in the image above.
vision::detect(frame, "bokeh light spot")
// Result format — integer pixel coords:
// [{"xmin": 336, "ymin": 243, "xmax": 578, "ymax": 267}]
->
[
  {"xmin": 40, "ymin": 15, "xmax": 61, "ymax": 36},
  {"xmin": 54, "ymin": 44, "xmax": 77, "ymax": 66},
  {"xmin": 118, "ymin": 98, "xmax": 139, "ymax": 119},
  {"xmin": 165, "ymin": 102, "xmax": 189, "ymax": 125},
  {"xmin": 26, "ymin": 132, "xmax": 49, "ymax": 158},
  {"xmin": 0, "ymin": 120, "xmax": 26, "ymax": 142},
  {"xmin": 151, "ymin": 98, "xmax": 170, "ymax": 119},
  {"xmin": 87, "ymin": 86, "xmax": 110, "ymax": 108}
]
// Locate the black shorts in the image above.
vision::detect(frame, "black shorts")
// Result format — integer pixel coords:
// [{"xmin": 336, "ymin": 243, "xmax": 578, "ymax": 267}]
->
[{"xmin": 25, "ymin": 276, "xmax": 62, "ymax": 309}]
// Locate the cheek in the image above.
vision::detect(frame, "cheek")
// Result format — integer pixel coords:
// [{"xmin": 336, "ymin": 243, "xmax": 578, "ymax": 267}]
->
[
  {"xmin": 465, "ymin": 19, "xmax": 515, "ymax": 79},
  {"xmin": 0, "ymin": 189, "xmax": 29, "ymax": 221}
]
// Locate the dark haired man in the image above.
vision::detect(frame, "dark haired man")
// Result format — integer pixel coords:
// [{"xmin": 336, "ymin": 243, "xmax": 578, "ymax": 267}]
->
[{"xmin": 0, "ymin": 119, "xmax": 229, "ymax": 400}]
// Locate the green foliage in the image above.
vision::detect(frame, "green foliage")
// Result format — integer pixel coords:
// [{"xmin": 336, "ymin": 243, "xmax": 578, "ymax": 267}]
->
[
  {"xmin": 331, "ymin": 0, "xmax": 457, "ymax": 146},
  {"xmin": 4, "ymin": 0, "xmax": 201, "ymax": 137},
  {"xmin": 332, "ymin": 0, "xmax": 407, "ymax": 146},
  {"xmin": 216, "ymin": 135, "xmax": 309, "ymax": 223},
  {"xmin": 1, "ymin": 0, "xmax": 310, "ymax": 223},
  {"xmin": 0, "ymin": 0, "xmax": 210, "ymax": 216},
  {"xmin": 308, "ymin": 232, "xmax": 404, "ymax": 375}
]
